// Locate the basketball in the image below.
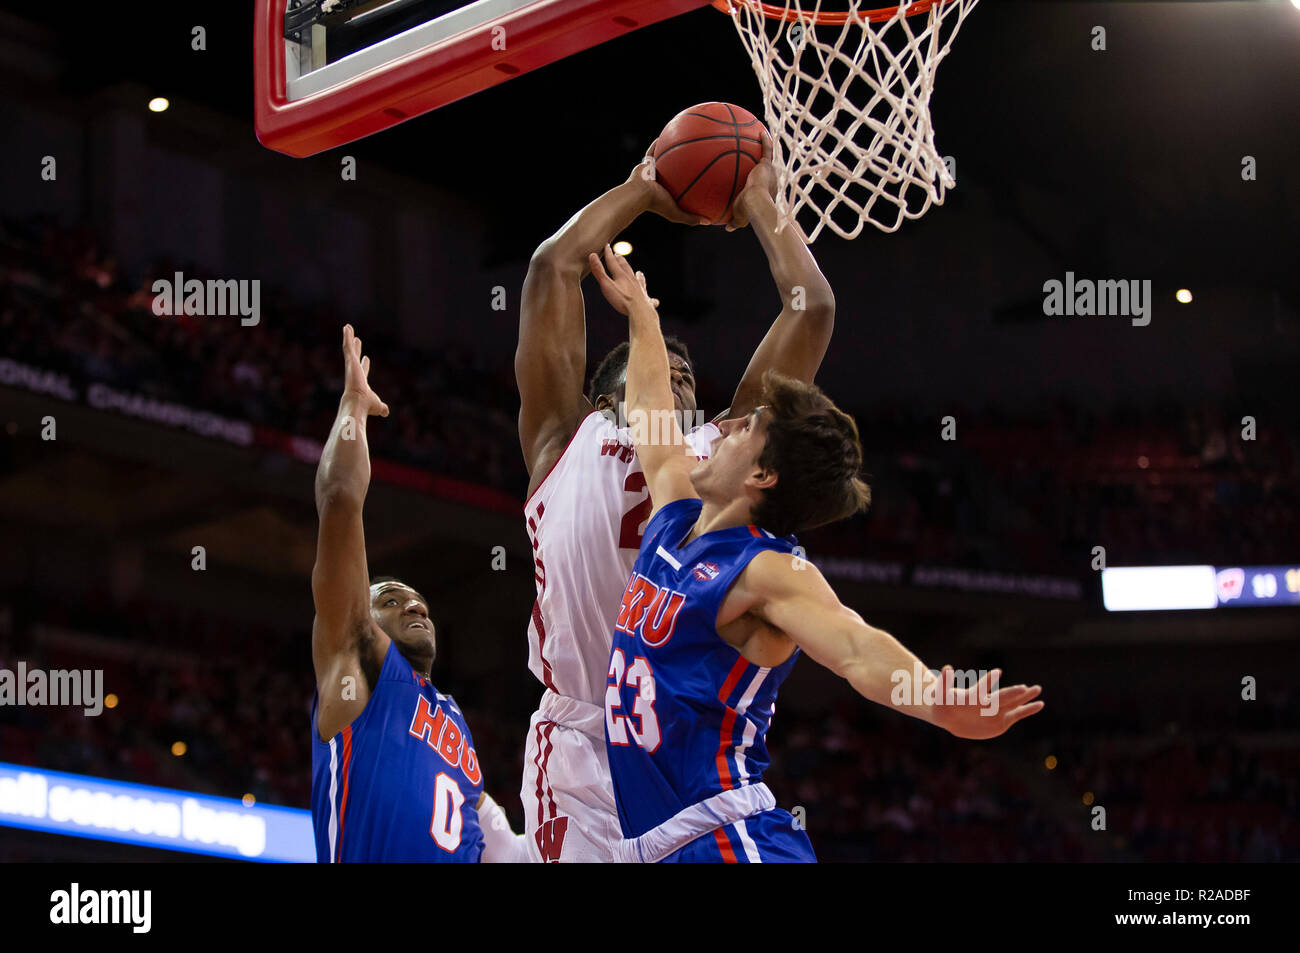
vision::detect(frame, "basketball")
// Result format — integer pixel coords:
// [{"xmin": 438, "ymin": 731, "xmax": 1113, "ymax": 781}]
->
[{"xmin": 650, "ymin": 102, "xmax": 770, "ymax": 224}]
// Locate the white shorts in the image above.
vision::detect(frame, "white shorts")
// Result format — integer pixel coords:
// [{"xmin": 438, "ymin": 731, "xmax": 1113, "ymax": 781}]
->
[{"xmin": 520, "ymin": 690, "xmax": 622, "ymax": 863}]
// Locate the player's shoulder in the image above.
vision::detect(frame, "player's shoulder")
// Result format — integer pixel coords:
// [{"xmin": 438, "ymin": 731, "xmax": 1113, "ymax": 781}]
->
[
  {"xmin": 563, "ymin": 409, "xmax": 632, "ymax": 460},
  {"xmin": 435, "ymin": 691, "xmax": 475, "ymax": 735},
  {"xmin": 739, "ymin": 547, "xmax": 824, "ymax": 596},
  {"xmin": 435, "ymin": 689, "xmax": 464, "ymax": 714},
  {"xmin": 526, "ymin": 410, "xmax": 620, "ymax": 501},
  {"xmin": 583, "ymin": 408, "xmax": 620, "ymax": 437}
]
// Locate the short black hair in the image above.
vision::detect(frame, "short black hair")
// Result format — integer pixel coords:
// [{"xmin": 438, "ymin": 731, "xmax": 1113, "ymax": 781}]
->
[
  {"xmin": 587, "ymin": 335, "xmax": 695, "ymax": 404},
  {"xmin": 369, "ymin": 575, "xmax": 433, "ymax": 619}
]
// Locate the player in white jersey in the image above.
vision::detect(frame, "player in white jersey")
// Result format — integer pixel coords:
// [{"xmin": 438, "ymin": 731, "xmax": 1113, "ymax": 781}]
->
[{"xmin": 514, "ymin": 143, "xmax": 835, "ymax": 861}]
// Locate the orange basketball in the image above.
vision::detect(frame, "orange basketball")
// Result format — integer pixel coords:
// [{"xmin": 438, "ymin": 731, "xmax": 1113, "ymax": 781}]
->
[{"xmin": 650, "ymin": 103, "xmax": 769, "ymax": 224}]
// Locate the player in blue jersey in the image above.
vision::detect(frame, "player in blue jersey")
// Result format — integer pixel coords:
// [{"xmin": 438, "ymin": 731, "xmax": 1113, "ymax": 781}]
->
[
  {"xmin": 309, "ymin": 325, "xmax": 529, "ymax": 862},
  {"xmin": 588, "ymin": 248, "xmax": 1046, "ymax": 862}
]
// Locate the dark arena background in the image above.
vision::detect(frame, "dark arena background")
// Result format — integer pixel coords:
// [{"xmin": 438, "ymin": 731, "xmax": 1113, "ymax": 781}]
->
[{"xmin": 0, "ymin": 0, "xmax": 1296, "ymax": 915}]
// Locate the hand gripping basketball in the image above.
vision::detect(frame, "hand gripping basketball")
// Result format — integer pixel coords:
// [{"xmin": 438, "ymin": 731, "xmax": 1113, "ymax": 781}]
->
[
  {"xmin": 630, "ymin": 145, "xmax": 710, "ymax": 227},
  {"xmin": 723, "ymin": 133, "xmax": 779, "ymax": 232},
  {"xmin": 649, "ymin": 102, "xmax": 770, "ymax": 225}
]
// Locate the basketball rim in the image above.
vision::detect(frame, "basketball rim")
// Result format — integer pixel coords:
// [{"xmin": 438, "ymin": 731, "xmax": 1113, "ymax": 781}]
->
[{"xmin": 711, "ymin": 0, "xmax": 958, "ymax": 26}]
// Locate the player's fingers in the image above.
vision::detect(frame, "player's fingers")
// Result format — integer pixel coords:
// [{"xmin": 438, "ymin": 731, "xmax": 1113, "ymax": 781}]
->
[
  {"xmin": 1004, "ymin": 701, "xmax": 1045, "ymax": 725},
  {"xmin": 989, "ymin": 689, "xmax": 1029, "ymax": 712},
  {"xmin": 993, "ymin": 685, "xmax": 1038, "ymax": 706},
  {"xmin": 588, "ymin": 251, "xmax": 609, "ymax": 283},
  {"xmin": 361, "ymin": 355, "xmax": 370, "ymax": 377}
]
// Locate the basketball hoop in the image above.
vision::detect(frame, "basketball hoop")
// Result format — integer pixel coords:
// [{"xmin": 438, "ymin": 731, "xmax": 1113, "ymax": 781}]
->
[{"xmin": 713, "ymin": 0, "xmax": 978, "ymax": 240}]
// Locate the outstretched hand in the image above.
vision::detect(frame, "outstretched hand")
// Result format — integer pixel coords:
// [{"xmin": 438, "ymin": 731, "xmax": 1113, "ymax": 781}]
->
[
  {"xmin": 587, "ymin": 244, "xmax": 659, "ymax": 318},
  {"xmin": 928, "ymin": 666, "xmax": 1044, "ymax": 740},
  {"xmin": 341, "ymin": 324, "xmax": 390, "ymax": 418}
]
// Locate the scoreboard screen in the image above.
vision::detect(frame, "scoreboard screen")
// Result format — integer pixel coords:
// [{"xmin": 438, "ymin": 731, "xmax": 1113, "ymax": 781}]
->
[{"xmin": 1101, "ymin": 564, "xmax": 1300, "ymax": 612}]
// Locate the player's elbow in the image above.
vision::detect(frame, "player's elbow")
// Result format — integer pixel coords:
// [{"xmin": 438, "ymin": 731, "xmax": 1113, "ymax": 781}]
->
[
  {"xmin": 315, "ymin": 481, "xmax": 365, "ymax": 517},
  {"xmin": 527, "ymin": 238, "xmax": 583, "ymax": 282},
  {"xmin": 836, "ymin": 654, "xmax": 865, "ymax": 687},
  {"xmin": 799, "ymin": 284, "xmax": 835, "ymax": 325}
]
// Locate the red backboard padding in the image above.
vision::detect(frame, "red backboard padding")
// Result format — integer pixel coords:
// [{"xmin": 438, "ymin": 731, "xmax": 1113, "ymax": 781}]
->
[{"xmin": 255, "ymin": 0, "xmax": 711, "ymax": 157}]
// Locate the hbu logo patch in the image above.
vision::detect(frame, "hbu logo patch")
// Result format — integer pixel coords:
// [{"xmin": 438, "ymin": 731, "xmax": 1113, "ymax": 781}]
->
[{"xmin": 692, "ymin": 561, "xmax": 720, "ymax": 581}]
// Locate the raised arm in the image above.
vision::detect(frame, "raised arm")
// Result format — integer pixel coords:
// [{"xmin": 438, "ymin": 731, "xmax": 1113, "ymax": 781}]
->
[
  {"xmin": 737, "ymin": 551, "xmax": 1045, "ymax": 739},
  {"xmin": 588, "ymin": 245, "xmax": 696, "ymax": 514},
  {"xmin": 516, "ymin": 155, "xmax": 703, "ymax": 495},
  {"xmin": 311, "ymin": 326, "xmax": 391, "ymax": 734},
  {"xmin": 722, "ymin": 154, "xmax": 836, "ymax": 420}
]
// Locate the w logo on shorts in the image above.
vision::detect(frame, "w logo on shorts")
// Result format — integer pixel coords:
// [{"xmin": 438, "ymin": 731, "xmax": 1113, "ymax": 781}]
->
[{"xmin": 535, "ymin": 816, "xmax": 569, "ymax": 863}]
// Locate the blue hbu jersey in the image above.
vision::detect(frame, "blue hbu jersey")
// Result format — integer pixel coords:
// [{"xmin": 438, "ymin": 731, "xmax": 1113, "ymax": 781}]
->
[
  {"xmin": 605, "ymin": 497, "xmax": 800, "ymax": 839},
  {"xmin": 311, "ymin": 640, "xmax": 484, "ymax": 862}
]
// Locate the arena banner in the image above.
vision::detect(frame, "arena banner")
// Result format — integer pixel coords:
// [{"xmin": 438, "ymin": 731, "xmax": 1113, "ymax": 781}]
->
[
  {"xmin": 818, "ymin": 556, "xmax": 1083, "ymax": 600},
  {"xmin": 0, "ymin": 762, "xmax": 314, "ymax": 862},
  {"xmin": 0, "ymin": 358, "xmax": 518, "ymax": 513},
  {"xmin": 0, "ymin": 357, "xmax": 253, "ymax": 446}
]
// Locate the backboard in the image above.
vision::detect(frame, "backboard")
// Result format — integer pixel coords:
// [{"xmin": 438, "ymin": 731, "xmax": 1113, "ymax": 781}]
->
[{"xmin": 255, "ymin": 0, "xmax": 711, "ymax": 157}]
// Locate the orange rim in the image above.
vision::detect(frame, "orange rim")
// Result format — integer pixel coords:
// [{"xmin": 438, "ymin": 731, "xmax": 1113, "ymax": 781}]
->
[{"xmin": 710, "ymin": 0, "xmax": 954, "ymax": 25}]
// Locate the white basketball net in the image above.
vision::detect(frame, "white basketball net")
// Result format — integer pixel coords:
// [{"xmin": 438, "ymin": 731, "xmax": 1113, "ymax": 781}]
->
[{"xmin": 718, "ymin": 0, "xmax": 978, "ymax": 241}]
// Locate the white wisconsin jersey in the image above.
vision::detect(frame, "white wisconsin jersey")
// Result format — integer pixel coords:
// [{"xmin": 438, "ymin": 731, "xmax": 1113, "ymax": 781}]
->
[{"xmin": 524, "ymin": 410, "xmax": 718, "ymax": 706}]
